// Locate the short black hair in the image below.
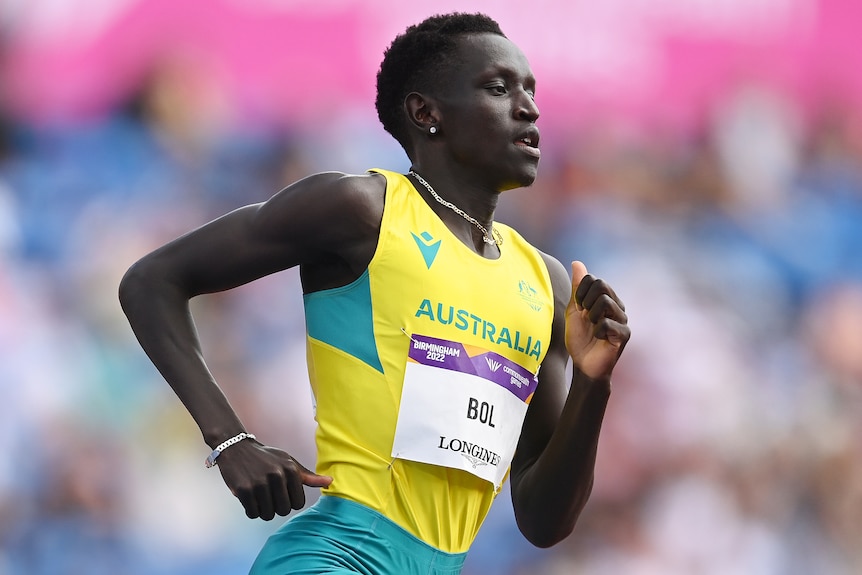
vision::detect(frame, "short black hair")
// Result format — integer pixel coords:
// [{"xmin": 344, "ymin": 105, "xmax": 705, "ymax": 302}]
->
[{"xmin": 375, "ymin": 13, "xmax": 505, "ymax": 157}]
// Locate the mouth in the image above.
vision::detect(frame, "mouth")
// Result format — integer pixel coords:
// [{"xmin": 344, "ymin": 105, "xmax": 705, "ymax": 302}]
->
[{"xmin": 514, "ymin": 129, "xmax": 541, "ymax": 158}]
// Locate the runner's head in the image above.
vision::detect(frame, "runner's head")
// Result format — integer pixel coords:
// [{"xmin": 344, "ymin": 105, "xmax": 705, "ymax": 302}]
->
[{"xmin": 375, "ymin": 13, "xmax": 506, "ymax": 159}]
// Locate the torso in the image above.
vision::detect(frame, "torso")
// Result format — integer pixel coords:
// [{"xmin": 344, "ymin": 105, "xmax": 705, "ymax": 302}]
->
[{"xmin": 301, "ymin": 169, "xmax": 555, "ymax": 553}]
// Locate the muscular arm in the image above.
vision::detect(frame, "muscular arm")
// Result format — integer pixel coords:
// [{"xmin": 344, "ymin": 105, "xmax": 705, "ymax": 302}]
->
[
  {"xmin": 118, "ymin": 171, "xmax": 385, "ymax": 518},
  {"xmin": 510, "ymin": 256, "xmax": 629, "ymax": 548}
]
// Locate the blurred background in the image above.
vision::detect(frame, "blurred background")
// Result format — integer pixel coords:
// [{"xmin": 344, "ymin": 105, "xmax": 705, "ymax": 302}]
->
[{"xmin": 1, "ymin": 0, "xmax": 861, "ymax": 573}]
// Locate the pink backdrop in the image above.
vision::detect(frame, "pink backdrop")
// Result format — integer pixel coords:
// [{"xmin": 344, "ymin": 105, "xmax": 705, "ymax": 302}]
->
[{"xmin": 4, "ymin": 0, "xmax": 861, "ymax": 131}]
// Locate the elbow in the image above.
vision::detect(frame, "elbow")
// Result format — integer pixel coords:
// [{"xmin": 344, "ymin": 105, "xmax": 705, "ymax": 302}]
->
[
  {"xmin": 517, "ymin": 516, "xmax": 576, "ymax": 549},
  {"xmin": 119, "ymin": 257, "xmax": 193, "ymax": 324},
  {"xmin": 118, "ymin": 261, "xmax": 145, "ymax": 316},
  {"xmin": 118, "ymin": 258, "xmax": 169, "ymax": 316},
  {"xmin": 514, "ymin": 496, "xmax": 579, "ymax": 548},
  {"xmin": 512, "ymin": 476, "xmax": 594, "ymax": 549}
]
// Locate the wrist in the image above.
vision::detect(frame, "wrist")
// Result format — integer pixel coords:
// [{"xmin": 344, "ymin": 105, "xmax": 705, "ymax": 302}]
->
[
  {"xmin": 203, "ymin": 423, "xmax": 247, "ymax": 450},
  {"xmin": 572, "ymin": 368, "xmax": 612, "ymax": 396},
  {"xmin": 204, "ymin": 432, "xmax": 256, "ymax": 468}
]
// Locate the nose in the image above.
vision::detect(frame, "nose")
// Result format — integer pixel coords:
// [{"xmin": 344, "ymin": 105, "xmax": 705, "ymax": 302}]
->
[{"xmin": 515, "ymin": 88, "xmax": 540, "ymax": 122}]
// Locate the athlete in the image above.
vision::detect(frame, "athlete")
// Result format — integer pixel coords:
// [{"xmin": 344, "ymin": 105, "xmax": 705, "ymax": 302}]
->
[{"xmin": 119, "ymin": 12, "xmax": 630, "ymax": 575}]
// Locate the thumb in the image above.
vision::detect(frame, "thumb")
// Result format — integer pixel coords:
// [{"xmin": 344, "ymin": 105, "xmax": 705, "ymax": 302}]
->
[
  {"xmin": 571, "ymin": 260, "xmax": 588, "ymax": 284},
  {"xmin": 297, "ymin": 463, "xmax": 333, "ymax": 488},
  {"xmin": 571, "ymin": 261, "xmax": 588, "ymax": 308}
]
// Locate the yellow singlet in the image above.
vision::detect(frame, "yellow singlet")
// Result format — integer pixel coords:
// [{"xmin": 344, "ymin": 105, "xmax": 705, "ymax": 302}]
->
[{"xmin": 302, "ymin": 169, "xmax": 554, "ymax": 553}]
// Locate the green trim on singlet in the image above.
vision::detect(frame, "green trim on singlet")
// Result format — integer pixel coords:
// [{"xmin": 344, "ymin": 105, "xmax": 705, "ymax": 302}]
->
[{"xmin": 303, "ymin": 269, "xmax": 384, "ymax": 373}]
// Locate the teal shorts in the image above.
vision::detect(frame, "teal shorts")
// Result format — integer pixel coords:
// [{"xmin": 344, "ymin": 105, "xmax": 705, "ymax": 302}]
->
[{"xmin": 249, "ymin": 495, "xmax": 468, "ymax": 575}]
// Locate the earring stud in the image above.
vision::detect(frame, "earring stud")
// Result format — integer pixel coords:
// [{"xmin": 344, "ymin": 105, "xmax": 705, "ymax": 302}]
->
[{"xmin": 429, "ymin": 126, "xmax": 438, "ymax": 134}]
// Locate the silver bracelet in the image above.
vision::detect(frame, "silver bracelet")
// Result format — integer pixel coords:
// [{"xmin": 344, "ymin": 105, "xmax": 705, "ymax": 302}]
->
[{"xmin": 205, "ymin": 432, "xmax": 256, "ymax": 468}]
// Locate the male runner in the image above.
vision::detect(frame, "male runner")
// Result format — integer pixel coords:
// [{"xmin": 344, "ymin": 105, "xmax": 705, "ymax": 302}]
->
[{"xmin": 120, "ymin": 12, "xmax": 630, "ymax": 574}]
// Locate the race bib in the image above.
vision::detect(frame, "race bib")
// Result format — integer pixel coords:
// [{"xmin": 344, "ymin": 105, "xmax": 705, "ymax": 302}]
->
[{"xmin": 391, "ymin": 334, "xmax": 539, "ymax": 487}]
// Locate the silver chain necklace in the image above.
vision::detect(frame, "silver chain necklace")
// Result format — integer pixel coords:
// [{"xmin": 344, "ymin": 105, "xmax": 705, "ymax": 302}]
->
[{"xmin": 409, "ymin": 170, "xmax": 503, "ymax": 247}]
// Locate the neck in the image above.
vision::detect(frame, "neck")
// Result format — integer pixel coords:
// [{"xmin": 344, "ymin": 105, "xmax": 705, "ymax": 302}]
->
[
  {"xmin": 408, "ymin": 167, "xmax": 503, "ymax": 251},
  {"xmin": 408, "ymin": 165, "xmax": 500, "ymax": 225}
]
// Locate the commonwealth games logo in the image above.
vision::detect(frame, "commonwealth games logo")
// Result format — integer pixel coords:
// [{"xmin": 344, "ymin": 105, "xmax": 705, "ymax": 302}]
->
[{"xmin": 518, "ymin": 280, "xmax": 543, "ymax": 312}]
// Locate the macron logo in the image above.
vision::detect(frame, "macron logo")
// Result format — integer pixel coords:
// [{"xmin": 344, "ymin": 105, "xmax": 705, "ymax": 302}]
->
[
  {"xmin": 485, "ymin": 357, "xmax": 501, "ymax": 372},
  {"xmin": 412, "ymin": 231, "xmax": 441, "ymax": 269}
]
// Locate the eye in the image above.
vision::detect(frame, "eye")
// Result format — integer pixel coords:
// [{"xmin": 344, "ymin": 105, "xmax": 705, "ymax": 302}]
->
[{"xmin": 486, "ymin": 84, "xmax": 507, "ymax": 95}]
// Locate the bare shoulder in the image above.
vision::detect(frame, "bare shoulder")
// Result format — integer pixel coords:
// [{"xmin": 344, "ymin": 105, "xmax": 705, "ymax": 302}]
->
[
  {"xmin": 537, "ymin": 250, "xmax": 571, "ymax": 307},
  {"xmin": 253, "ymin": 171, "xmax": 389, "ymax": 290},
  {"xmin": 296, "ymin": 170, "xmax": 387, "ymax": 195},
  {"xmin": 264, "ymin": 170, "xmax": 386, "ymax": 214},
  {"xmin": 254, "ymin": 170, "xmax": 387, "ymax": 243}
]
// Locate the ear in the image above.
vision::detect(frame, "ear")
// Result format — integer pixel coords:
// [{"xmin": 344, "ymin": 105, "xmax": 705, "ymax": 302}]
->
[{"xmin": 404, "ymin": 92, "xmax": 440, "ymax": 134}]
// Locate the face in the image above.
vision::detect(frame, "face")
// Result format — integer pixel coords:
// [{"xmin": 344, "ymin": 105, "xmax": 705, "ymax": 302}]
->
[{"xmin": 431, "ymin": 34, "xmax": 541, "ymax": 190}]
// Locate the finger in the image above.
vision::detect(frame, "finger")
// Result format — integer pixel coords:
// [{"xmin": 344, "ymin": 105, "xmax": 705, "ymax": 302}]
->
[
  {"xmin": 254, "ymin": 482, "xmax": 275, "ymax": 521},
  {"xmin": 301, "ymin": 471, "xmax": 333, "ymax": 488},
  {"xmin": 571, "ymin": 261, "xmax": 589, "ymax": 310},
  {"xmin": 587, "ymin": 294, "xmax": 628, "ymax": 325},
  {"xmin": 571, "ymin": 260, "xmax": 588, "ymax": 286},
  {"xmin": 291, "ymin": 458, "xmax": 334, "ymax": 488},
  {"xmin": 594, "ymin": 319, "xmax": 631, "ymax": 347},
  {"xmin": 575, "ymin": 275, "xmax": 596, "ymax": 311},
  {"xmin": 268, "ymin": 471, "xmax": 292, "ymax": 517},
  {"xmin": 580, "ymin": 278, "xmax": 625, "ymax": 313},
  {"xmin": 235, "ymin": 485, "xmax": 260, "ymax": 519},
  {"xmin": 283, "ymin": 460, "xmax": 307, "ymax": 510}
]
